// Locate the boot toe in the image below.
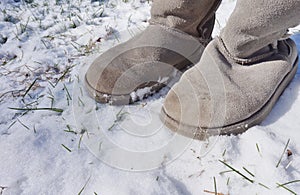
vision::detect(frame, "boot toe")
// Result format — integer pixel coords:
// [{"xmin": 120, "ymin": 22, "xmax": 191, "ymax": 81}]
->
[
  {"xmin": 85, "ymin": 25, "xmax": 205, "ymax": 104},
  {"xmin": 162, "ymin": 74, "xmax": 204, "ymax": 128}
]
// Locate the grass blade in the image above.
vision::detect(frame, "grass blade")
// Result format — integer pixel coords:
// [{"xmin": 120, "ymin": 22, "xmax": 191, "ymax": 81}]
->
[
  {"xmin": 7, "ymin": 120, "xmax": 17, "ymax": 130},
  {"xmin": 219, "ymin": 160, "xmax": 254, "ymax": 183},
  {"xmin": 256, "ymin": 143, "xmax": 260, "ymax": 153},
  {"xmin": 276, "ymin": 139, "xmax": 290, "ymax": 168},
  {"xmin": 256, "ymin": 143, "xmax": 262, "ymax": 156},
  {"xmin": 258, "ymin": 183, "xmax": 270, "ymax": 190},
  {"xmin": 277, "ymin": 180, "xmax": 300, "ymax": 187},
  {"xmin": 23, "ymin": 78, "xmax": 37, "ymax": 97},
  {"xmin": 64, "ymin": 125, "xmax": 77, "ymax": 134},
  {"xmin": 219, "ymin": 170, "xmax": 234, "ymax": 175},
  {"xmin": 9, "ymin": 107, "xmax": 63, "ymax": 113},
  {"xmin": 17, "ymin": 119, "xmax": 30, "ymax": 130},
  {"xmin": 78, "ymin": 133, "xmax": 84, "ymax": 149},
  {"xmin": 78, "ymin": 176, "xmax": 91, "ymax": 195},
  {"xmin": 55, "ymin": 65, "xmax": 75, "ymax": 86},
  {"xmin": 226, "ymin": 177, "xmax": 230, "ymax": 186},
  {"xmin": 242, "ymin": 167, "xmax": 255, "ymax": 177},
  {"xmin": 61, "ymin": 144, "xmax": 72, "ymax": 152},
  {"xmin": 276, "ymin": 182, "xmax": 297, "ymax": 194},
  {"xmin": 222, "ymin": 149, "xmax": 226, "ymax": 157},
  {"xmin": 64, "ymin": 84, "xmax": 72, "ymax": 100},
  {"xmin": 213, "ymin": 177, "xmax": 217, "ymax": 195}
]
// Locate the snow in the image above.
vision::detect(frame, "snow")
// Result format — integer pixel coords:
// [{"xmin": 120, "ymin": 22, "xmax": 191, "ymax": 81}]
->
[
  {"xmin": 1, "ymin": 0, "xmax": 300, "ymax": 194},
  {"xmin": 130, "ymin": 86, "xmax": 152, "ymax": 102}
]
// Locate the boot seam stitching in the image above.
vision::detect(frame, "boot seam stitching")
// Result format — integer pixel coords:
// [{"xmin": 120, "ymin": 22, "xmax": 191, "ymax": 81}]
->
[{"xmin": 217, "ymin": 37, "xmax": 277, "ymax": 65}]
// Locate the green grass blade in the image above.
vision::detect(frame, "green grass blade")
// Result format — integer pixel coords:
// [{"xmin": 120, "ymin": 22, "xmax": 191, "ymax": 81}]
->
[
  {"xmin": 243, "ymin": 167, "xmax": 255, "ymax": 177},
  {"xmin": 78, "ymin": 176, "xmax": 91, "ymax": 195},
  {"xmin": 276, "ymin": 182, "xmax": 297, "ymax": 194},
  {"xmin": 61, "ymin": 144, "xmax": 72, "ymax": 152},
  {"xmin": 277, "ymin": 180, "xmax": 300, "ymax": 187},
  {"xmin": 213, "ymin": 177, "xmax": 217, "ymax": 195},
  {"xmin": 258, "ymin": 183, "xmax": 270, "ymax": 190},
  {"xmin": 23, "ymin": 78, "xmax": 37, "ymax": 97},
  {"xmin": 276, "ymin": 139, "xmax": 290, "ymax": 168},
  {"xmin": 219, "ymin": 160, "xmax": 254, "ymax": 183}
]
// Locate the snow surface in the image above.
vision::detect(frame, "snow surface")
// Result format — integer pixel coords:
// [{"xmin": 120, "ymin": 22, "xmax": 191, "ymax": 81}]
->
[{"xmin": 1, "ymin": 0, "xmax": 300, "ymax": 194}]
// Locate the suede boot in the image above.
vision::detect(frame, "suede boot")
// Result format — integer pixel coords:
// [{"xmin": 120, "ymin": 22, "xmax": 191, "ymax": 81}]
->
[
  {"xmin": 85, "ymin": 0, "xmax": 221, "ymax": 104},
  {"xmin": 161, "ymin": 0, "xmax": 300, "ymax": 140}
]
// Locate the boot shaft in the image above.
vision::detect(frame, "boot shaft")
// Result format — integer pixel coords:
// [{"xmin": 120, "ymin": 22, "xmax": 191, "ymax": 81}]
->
[
  {"xmin": 149, "ymin": 0, "xmax": 221, "ymax": 44},
  {"xmin": 220, "ymin": 0, "xmax": 300, "ymax": 60}
]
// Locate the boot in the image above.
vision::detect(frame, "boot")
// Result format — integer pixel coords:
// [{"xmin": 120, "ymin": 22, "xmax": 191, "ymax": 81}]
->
[
  {"xmin": 161, "ymin": 0, "xmax": 300, "ymax": 140},
  {"xmin": 85, "ymin": 0, "xmax": 221, "ymax": 105}
]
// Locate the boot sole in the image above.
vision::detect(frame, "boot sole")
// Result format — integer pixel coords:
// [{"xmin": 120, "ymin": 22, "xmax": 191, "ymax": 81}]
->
[{"xmin": 160, "ymin": 57, "xmax": 299, "ymax": 140}]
